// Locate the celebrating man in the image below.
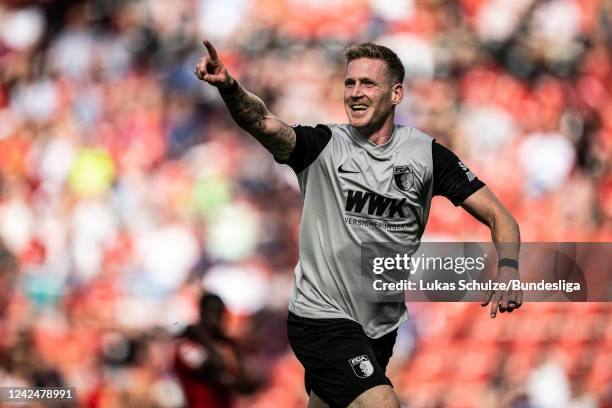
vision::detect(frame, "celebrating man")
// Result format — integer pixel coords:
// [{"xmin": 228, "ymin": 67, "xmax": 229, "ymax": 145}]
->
[{"xmin": 195, "ymin": 41, "xmax": 521, "ymax": 408}]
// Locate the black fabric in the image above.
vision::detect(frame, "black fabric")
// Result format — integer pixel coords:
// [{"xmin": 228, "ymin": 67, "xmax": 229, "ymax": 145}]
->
[
  {"xmin": 287, "ymin": 312, "xmax": 397, "ymax": 408},
  {"xmin": 432, "ymin": 140, "xmax": 485, "ymax": 206},
  {"xmin": 498, "ymin": 258, "xmax": 519, "ymax": 269},
  {"xmin": 275, "ymin": 124, "xmax": 332, "ymax": 173}
]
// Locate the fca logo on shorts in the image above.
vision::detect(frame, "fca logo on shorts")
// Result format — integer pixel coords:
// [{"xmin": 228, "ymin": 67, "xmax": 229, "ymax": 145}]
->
[{"xmin": 349, "ymin": 355, "xmax": 374, "ymax": 378}]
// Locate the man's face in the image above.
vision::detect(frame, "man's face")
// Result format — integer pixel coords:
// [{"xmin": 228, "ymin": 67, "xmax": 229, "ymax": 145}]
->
[{"xmin": 344, "ymin": 58, "xmax": 401, "ymax": 131}]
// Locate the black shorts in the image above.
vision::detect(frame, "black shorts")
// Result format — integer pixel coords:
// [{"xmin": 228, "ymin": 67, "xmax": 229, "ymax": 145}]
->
[{"xmin": 287, "ymin": 311, "xmax": 397, "ymax": 408}]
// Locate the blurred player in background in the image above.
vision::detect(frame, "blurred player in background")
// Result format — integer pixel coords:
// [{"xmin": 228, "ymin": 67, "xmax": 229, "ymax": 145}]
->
[
  {"xmin": 195, "ymin": 40, "xmax": 521, "ymax": 408},
  {"xmin": 174, "ymin": 293, "xmax": 258, "ymax": 408}
]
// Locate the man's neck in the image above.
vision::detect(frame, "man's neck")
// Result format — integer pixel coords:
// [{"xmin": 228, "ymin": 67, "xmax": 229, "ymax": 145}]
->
[{"xmin": 355, "ymin": 113, "xmax": 395, "ymax": 145}]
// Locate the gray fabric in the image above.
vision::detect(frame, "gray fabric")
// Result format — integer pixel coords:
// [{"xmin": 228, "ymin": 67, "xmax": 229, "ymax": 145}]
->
[{"xmin": 288, "ymin": 124, "xmax": 434, "ymax": 338}]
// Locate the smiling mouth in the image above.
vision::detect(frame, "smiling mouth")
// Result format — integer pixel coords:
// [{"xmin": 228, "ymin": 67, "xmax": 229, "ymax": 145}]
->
[{"xmin": 350, "ymin": 104, "xmax": 369, "ymax": 112}]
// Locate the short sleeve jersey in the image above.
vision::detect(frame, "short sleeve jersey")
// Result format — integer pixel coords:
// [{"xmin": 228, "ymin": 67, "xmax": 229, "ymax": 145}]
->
[{"xmin": 277, "ymin": 124, "xmax": 484, "ymax": 338}]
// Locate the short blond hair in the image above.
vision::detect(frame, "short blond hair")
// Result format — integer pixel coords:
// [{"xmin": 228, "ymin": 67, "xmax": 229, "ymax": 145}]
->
[{"xmin": 344, "ymin": 42, "xmax": 405, "ymax": 84}]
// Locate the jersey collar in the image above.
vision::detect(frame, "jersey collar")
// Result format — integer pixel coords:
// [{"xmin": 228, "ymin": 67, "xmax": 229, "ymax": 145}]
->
[{"xmin": 346, "ymin": 124, "xmax": 407, "ymax": 160}]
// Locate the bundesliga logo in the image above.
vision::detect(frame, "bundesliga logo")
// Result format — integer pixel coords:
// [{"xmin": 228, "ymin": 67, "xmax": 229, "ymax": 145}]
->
[{"xmin": 349, "ymin": 355, "xmax": 374, "ymax": 378}]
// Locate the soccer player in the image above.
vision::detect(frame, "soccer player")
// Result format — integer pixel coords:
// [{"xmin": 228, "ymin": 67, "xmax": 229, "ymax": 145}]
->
[{"xmin": 195, "ymin": 41, "xmax": 521, "ymax": 408}]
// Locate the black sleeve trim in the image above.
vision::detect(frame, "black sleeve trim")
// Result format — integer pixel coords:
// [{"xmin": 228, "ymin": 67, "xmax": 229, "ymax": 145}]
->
[
  {"xmin": 432, "ymin": 140, "xmax": 485, "ymax": 206},
  {"xmin": 274, "ymin": 124, "xmax": 332, "ymax": 173}
]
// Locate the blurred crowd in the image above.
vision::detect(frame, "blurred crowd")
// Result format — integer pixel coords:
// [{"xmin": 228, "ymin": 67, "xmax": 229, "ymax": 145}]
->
[{"xmin": 0, "ymin": 0, "xmax": 610, "ymax": 407}]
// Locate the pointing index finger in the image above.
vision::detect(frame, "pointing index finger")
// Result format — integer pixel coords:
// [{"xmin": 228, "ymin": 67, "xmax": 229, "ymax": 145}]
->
[{"xmin": 203, "ymin": 40, "xmax": 219, "ymax": 61}]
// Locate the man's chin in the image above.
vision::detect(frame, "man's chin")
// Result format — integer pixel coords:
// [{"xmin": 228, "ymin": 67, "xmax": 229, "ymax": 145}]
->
[{"xmin": 348, "ymin": 117, "xmax": 370, "ymax": 130}]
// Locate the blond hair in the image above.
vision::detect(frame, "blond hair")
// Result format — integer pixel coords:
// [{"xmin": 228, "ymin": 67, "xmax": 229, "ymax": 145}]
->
[{"xmin": 344, "ymin": 42, "xmax": 405, "ymax": 84}]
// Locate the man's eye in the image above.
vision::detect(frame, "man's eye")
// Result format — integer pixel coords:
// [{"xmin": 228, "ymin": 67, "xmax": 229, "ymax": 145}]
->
[{"xmin": 363, "ymin": 82, "xmax": 374, "ymax": 87}]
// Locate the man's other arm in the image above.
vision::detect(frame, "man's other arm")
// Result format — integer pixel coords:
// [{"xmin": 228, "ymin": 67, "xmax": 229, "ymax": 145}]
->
[
  {"xmin": 460, "ymin": 187, "xmax": 520, "ymax": 262},
  {"xmin": 194, "ymin": 40, "xmax": 295, "ymax": 161},
  {"xmin": 432, "ymin": 141, "xmax": 521, "ymax": 317},
  {"xmin": 461, "ymin": 185, "xmax": 522, "ymax": 317}
]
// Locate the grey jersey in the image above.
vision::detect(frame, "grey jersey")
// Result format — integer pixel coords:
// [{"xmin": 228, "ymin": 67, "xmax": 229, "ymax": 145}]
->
[{"xmin": 280, "ymin": 123, "xmax": 484, "ymax": 338}]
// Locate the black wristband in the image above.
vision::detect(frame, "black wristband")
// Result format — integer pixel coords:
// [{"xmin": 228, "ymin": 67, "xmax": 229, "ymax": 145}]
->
[
  {"xmin": 218, "ymin": 78, "xmax": 239, "ymax": 95},
  {"xmin": 498, "ymin": 258, "xmax": 519, "ymax": 269}
]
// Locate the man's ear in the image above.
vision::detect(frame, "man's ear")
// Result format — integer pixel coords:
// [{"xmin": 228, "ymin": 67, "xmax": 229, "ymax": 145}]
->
[{"xmin": 391, "ymin": 83, "xmax": 404, "ymax": 106}]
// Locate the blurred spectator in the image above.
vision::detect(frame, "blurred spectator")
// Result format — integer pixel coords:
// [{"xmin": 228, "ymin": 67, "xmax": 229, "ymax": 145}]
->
[
  {"xmin": 527, "ymin": 352, "xmax": 571, "ymax": 408},
  {"xmin": 174, "ymin": 293, "xmax": 258, "ymax": 408}
]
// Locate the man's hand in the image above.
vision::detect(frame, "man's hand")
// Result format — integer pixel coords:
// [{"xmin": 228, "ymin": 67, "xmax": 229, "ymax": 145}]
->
[
  {"xmin": 195, "ymin": 40, "xmax": 233, "ymax": 89},
  {"xmin": 194, "ymin": 39, "xmax": 296, "ymax": 160},
  {"xmin": 481, "ymin": 266, "xmax": 522, "ymax": 318}
]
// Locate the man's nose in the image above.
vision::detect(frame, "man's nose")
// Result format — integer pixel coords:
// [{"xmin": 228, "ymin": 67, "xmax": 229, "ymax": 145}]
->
[{"xmin": 350, "ymin": 84, "xmax": 364, "ymax": 98}]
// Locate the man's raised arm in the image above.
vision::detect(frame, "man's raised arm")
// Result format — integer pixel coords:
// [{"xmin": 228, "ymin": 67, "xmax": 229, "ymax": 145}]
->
[{"xmin": 194, "ymin": 40, "xmax": 296, "ymax": 161}]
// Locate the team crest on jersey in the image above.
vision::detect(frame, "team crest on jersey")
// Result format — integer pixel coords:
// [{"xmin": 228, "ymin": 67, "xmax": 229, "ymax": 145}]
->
[
  {"xmin": 393, "ymin": 165, "xmax": 415, "ymax": 191},
  {"xmin": 349, "ymin": 355, "xmax": 374, "ymax": 378}
]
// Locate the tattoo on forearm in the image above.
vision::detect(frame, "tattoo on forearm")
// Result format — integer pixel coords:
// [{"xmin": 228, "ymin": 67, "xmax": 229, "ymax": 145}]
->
[
  {"xmin": 221, "ymin": 85, "xmax": 266, "ymax": 131},
  {"xmin": 221, "ymin": 83, "xmax": 295, "ymax": 160},
  {"xmin": 267, "ymin": 124, "xmax": 296, "ymax": 160}
]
